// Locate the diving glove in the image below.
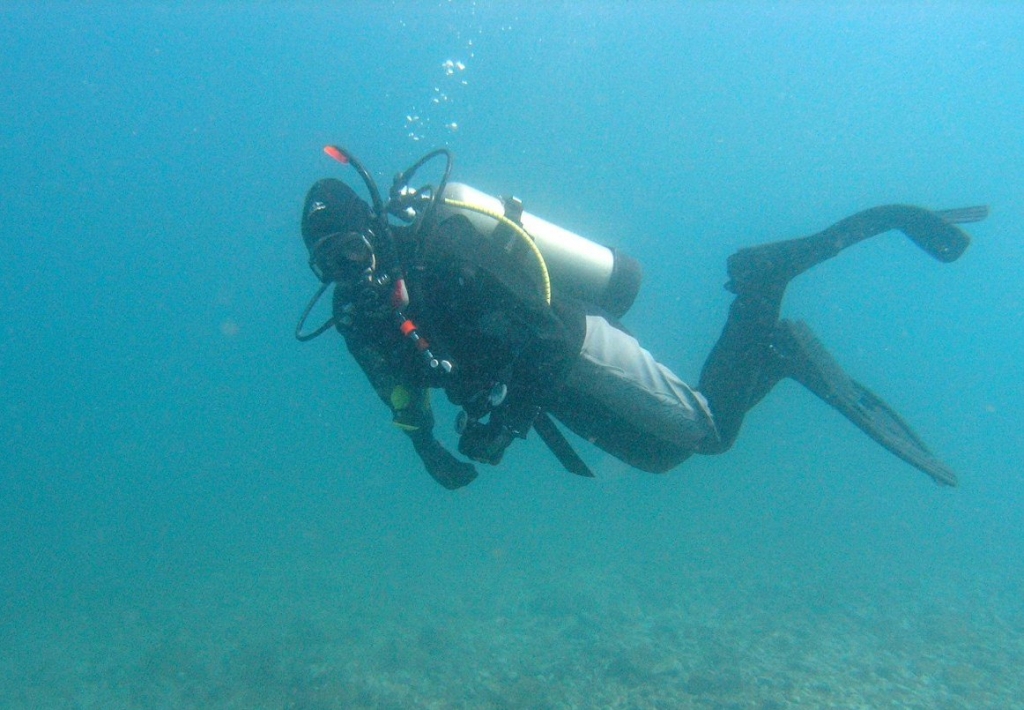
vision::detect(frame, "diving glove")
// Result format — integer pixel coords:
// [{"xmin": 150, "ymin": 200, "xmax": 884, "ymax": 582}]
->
[
  {"xmin": 458, "ymin": 418, "xmax": 516, "ymax": 465},
  {"xmin": 457, "ymin": 400, "xmax": 540, "ymax": 465},
  {"xmin": 409, "ymin": 431, "xmax": 478, "ymax": 489}
]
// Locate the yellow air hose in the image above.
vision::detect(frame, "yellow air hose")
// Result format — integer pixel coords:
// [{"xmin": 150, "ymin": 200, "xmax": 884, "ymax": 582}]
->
[{"xmin": 441, "ymin": 198, "xmax": 552, "ymax": 306}]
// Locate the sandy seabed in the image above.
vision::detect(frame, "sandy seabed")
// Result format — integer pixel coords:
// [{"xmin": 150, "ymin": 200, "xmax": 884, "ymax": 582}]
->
[{"xmin": 3, "ymin": 545, "xmax": 1022, "ymax": 710}]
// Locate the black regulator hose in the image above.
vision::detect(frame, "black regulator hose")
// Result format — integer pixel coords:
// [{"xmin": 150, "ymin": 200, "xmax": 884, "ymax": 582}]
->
[
  {"xmin": 390, "ymin": 148, "xmax": 453, "ymax": 231},
  {"xmin": 322, "ymin": 146, "xmax": 454, "ymax": 276},
  {"xmin": 323, "ymin": 145, "xmax": 400, "ymax": 276},
  {"xmin": 323, "ymin": 146, "xmax": 386, "ymax": 219}
]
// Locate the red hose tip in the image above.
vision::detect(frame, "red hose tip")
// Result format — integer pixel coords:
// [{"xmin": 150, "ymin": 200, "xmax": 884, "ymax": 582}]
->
[{"xmin": 323, "ymin": 145, "xmax": 349, "ymax": 164}]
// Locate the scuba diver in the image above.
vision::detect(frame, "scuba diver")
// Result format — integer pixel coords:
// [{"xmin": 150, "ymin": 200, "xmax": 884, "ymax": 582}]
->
[{"xmin": 296, "ymin": 145, "xmax": 987, "ymax": 490}]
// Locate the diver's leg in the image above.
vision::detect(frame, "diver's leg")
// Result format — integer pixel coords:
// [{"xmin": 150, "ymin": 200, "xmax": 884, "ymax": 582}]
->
[
  {"xmin": 695, "ymin": 289, "xmax": 786, "ymax": 453},
  {"xmin": 697, "ymin": 309, "xmax": 960, "ymax": 484},
  {"xmin": 725, "ymin": 205, "xmax": 972, "ymax": 297},
  {"xmin": 696, "ymin": 204, "xmax": 975, "ymax": 455}
]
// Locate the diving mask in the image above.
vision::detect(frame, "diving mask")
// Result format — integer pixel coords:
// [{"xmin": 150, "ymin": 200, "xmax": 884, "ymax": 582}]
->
[{"xmin": 307, "ymin": 229, "xmax": 377, "ymax": 284}]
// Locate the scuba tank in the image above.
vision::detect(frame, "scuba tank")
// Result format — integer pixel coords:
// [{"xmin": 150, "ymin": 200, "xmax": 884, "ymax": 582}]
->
[{"xmin": 435, "ymin": 183, "xmax": 643, "ymax": 318}]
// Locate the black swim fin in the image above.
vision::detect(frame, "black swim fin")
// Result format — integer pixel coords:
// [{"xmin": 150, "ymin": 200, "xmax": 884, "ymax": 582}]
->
[
  {"xmin": 727, "ymin": 204, "xmax": 980, "ymax": 296},
  {"xmin": 936, "ymin": 204, "xmax": 990, "ymax": 225},
  {"xmin": 772, "ymin": 319, "xmax": 958, "ymax": 487},
  {"xmin": 893, "ymin": 205, "xmax": 972, "ymax": 263}
]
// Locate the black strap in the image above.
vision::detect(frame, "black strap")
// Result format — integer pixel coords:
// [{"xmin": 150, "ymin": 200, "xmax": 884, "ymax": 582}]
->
[
  {"xmin": 491, "ymin": 195, "xmax": 525, "ymax": 254},
  {"xmin": 500, "ymin": 195, "xmax": 524, "ymax": 224},
  {"xmin": 533, "ymin": 412, "xmax": 594, "ymax": 478}
]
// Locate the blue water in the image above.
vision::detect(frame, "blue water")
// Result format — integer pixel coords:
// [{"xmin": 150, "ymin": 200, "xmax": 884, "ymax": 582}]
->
[{"xmin": 2, "ymin": 3, "xmax": 1023, "ymax": 707}]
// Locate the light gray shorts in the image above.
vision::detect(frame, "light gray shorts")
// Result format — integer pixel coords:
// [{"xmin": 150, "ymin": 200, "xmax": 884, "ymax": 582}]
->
[{"xmin": 550, "ymin": 315, "xmax": 719, "ymax": 472}]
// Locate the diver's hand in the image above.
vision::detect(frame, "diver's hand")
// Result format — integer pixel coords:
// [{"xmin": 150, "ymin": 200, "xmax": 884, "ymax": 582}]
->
[
  {"xmin": 409, "ymin": 432, "xmax": 478, "ymax": 489},
  {"xmin": 458, "ymin": 419, "xmax": 515, "ymax": 466}
]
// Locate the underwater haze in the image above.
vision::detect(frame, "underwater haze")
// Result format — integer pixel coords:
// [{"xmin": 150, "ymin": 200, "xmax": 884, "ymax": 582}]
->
[{"xmin": 2, "ymin": 2, "xmax": 1023, "ymax": 707}]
